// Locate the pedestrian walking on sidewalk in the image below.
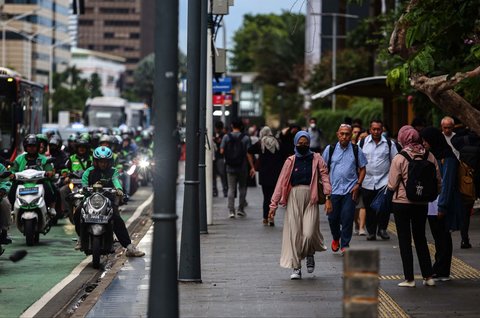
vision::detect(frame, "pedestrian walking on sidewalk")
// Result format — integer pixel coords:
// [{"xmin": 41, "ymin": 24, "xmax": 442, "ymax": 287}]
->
[
  {"xmin": 359, "ymin": 119, "xmax": 398, "ymax": 241},
  {"xmin": 421, "ymin": 126, "xmax": 465, "ymax": 281},
  {"xmin": 247, "ymin": 126, "xmax": 284, "ymax": 226},
  {"xmin": 268, "ymin": 131, "xmax": 332, "ymax": 280},
  {"xmin": 220, "ymin": 119, "xmax": 251, "ymax": 218},
  {"xmin": 322, "ymin": 124, "xmax": 367, "ymax": 255},
  {"xmin": 387, "ymin": 125, "xmax": 441, "ymax": 287}
]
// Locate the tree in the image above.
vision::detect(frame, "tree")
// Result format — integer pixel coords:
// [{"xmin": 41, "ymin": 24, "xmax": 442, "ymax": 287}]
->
[
  {"xmin": 89, "ymin": 73, "xmax": 102, "ymax": 98},
  {"xmin": 231, "ymin": 12, "xmax": 305, "ymax": 122},
  {"xmin": 385, "ymin": 0, "xmax": 480, "ymax": 134}
]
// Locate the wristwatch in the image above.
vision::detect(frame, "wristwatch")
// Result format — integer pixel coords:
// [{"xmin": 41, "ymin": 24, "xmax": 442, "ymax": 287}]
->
[{"xmin": 325, "ymin": 195, "xmax": 331, "ymax": 200}]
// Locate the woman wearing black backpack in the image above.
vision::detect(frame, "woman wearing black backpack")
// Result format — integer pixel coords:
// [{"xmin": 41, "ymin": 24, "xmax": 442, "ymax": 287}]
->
[
  {"xmin": 421, "ymin": 126, "xmax": 465, "ymax": 282},
  {"xmin": 387, "ymin": 125, "xmax": 441, "ymax": 288}
]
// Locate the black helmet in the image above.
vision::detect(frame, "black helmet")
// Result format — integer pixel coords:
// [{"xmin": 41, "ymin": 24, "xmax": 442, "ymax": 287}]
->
[
  {"xmin": 23, "ymin": 134, "xmax": 38, "ymax": 149},
  {"xmin": 48, "ymin": 135, "xmax": 62, "ymax": 147},
  {"xmin": 76, "ymin": 138, "xmax": 90, "ymax": 148}
]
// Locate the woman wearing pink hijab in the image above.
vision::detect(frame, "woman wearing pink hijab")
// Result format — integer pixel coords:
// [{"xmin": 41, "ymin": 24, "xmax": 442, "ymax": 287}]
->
[{"xmin": 387, "ymin": 125, "xmax": 441, "ymax": 288}]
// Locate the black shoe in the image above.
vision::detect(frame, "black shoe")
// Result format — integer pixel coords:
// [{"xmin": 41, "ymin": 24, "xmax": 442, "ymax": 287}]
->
[
  {"xmin": 461, "ymin": 240, "xmax": 472, "ymax": 249},
  {"xmin": 0, "ymin": 230, "xmax": 12, "ymax": 245},
  {"xmin": 366, "ymin": 234, "xmax": 376, "ymax": 241},
  {"xmin": 223, "ymin": 190, "xmax": 228, "ymax": 198},
  {"xmin": 378, "ymin": 229, "xmax": 390, "ymax": 240}
]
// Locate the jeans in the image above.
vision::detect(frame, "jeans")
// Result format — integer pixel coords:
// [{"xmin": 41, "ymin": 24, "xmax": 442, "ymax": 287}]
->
[
  {"xmin": 328, "ymin": 194, "xmax": 356, "ymax": 248},
  {"xmin": 428, "ymin": 215, "xmax": 452, "ymax": 277},
  {"xmin": 362, "ymin": 188, "xmax": 390, "ymax": 235},
  {"xmin": 393, "ymin": 203, "xmax": 433, "ymax": 280},
  {"xmin": 227, "ymin": 171, "xmax": 247, "ymax": 212}
]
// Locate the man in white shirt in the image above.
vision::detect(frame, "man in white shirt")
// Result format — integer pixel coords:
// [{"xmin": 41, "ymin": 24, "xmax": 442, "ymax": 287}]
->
[
  {"xmin": 359, "ymin": 119, "xmax": 398, "ymax": 241},
  {"xmin": 441, "ymin": 116, "xmax": 460, "ymax": 159}
]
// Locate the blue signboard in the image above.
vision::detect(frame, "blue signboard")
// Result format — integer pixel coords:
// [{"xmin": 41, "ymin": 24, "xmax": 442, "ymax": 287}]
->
[{"xmin": 212, "ymin": 77, "xmax": 232, "ymax": 93}]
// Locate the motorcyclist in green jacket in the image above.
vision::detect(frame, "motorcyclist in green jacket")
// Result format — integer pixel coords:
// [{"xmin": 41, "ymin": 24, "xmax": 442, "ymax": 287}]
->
[
  {"xmin": 0, "ymin": 162, "xmax": 12, "ymax": 244},
  {"xmin": 74, "ymin": 146, "xmax": 144, "ymax": 257},
  {"xmin": 9, "ymin": 134, "xmax": 56, "ymax": 216}
]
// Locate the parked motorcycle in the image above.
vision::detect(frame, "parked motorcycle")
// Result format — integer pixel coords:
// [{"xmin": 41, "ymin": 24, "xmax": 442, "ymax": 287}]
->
[
  {"xmin": 12, "ymin": 169, "xmax": 56, "ymax": 246},
  {"xmin": 76, "ymin": 183, "xmax": 116, "ymax": 269}
]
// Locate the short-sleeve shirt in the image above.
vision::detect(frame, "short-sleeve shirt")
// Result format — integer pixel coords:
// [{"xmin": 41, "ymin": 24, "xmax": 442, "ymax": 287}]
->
[{"xmin": 322, "ymin": 142, "xmax": 368, "ymax": 195}]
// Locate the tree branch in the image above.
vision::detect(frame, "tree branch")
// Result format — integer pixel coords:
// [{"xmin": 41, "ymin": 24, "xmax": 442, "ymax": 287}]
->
[{"xmin": 388, "ymin": 0, "xmax": 419, "ymax": 58}]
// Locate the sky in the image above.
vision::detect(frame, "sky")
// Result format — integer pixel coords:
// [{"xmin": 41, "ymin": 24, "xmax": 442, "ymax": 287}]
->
[{"xmin": 179, "ymin": 0, "xmax": 305, "ymax": 53}]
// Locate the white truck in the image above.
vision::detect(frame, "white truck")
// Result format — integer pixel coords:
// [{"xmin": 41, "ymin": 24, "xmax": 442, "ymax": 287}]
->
[{"xmin": 84, "ymin": 97, "xmax": 128, "ymax": 129}]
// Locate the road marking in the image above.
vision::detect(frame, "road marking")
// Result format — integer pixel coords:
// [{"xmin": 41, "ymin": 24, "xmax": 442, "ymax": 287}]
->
[
  {"xmin": 20, "ymin": 258, "xmax": 92, "ymax": 318},
  {"xmin": 21, "ymin": 193, "xmax": 153, "ymax": 318},
  {"xmin": 378, "ymin": 288, "xmax": 410, "ymax": 318}
]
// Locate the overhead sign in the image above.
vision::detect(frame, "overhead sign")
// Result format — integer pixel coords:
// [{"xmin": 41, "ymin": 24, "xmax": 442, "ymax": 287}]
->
[
  {"xmin": 213, "ymin": 93, "xmax": 233, "ymax": 106},
  {"xmin": 212, "ymin": 77, "xmax": 232, "ymax": 93}
]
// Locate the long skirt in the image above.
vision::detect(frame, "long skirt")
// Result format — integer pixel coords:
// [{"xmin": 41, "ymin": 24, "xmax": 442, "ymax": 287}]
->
[{"xmin": 280, "ymin": 185, "xmax": 327, "ymax": 269}]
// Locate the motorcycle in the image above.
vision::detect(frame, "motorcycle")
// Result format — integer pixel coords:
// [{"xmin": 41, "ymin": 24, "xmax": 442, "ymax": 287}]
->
[
  {"xmin": 12, "ymin": 169, "xmax": 54, "ymax": 246},
  {"xmin": 76, "ymin": 183, "xmax": 116, "ymax": 269},
  {"xmin": 136, "ymin": 155, "xmax": 153, "ymax": 187},
  {"xmin": 65, "ymin": 171, "xmax": 84, "ymax": 224}
]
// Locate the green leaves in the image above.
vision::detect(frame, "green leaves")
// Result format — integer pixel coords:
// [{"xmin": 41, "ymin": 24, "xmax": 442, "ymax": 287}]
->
[{"xmin": 386, "ymin": 63, "xmax": 409, "ymax": 90}]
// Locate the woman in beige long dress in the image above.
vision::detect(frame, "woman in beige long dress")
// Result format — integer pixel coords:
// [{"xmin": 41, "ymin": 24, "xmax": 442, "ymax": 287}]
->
[{"xmin": 269, "ymin": 131, "xmax": 332, "ymax": 279}]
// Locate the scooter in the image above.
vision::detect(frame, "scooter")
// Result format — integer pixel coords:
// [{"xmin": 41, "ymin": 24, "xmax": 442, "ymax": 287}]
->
[
  {"xmin": 136, "ymin": 155, "xmax": 153, "ymax": 186},
  {"xmin": 13, "ymin": 169, "xmax": 53, "ymax": 246},
  {"xmin": 65, "ymin": 171, "xmax": 84, "ymax": 224},
  {"xmin": 76, "ymin": 183, "xmax": 116, "ymax": 269}
]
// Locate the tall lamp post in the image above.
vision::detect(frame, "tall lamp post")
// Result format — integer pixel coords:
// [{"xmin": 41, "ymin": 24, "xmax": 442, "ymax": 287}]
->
[
  {"xmin": 1, "ymin": 8, "xmax": 40, "ymax": 66},
  {"xmin": 277, "ymin": 82, "xmax": 286, "ymax": 128}
]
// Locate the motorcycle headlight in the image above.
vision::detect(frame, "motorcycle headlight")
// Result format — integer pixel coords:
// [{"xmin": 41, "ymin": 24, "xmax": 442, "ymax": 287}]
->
[
  {"xmin": 31, "ymin": 197, "xmax": 42, "ymax": 206},
  {"xmin": 18, "ymin": 198, "xmax": 28, "ymax": 205},
  {"xmin": 69, "ymin": 182, "xmax": 74, "ymax": 191},
  {"xmin": 90, "ymin": 194, "xmax": 106, "ymax": 210},
  {"xmin": 139, "ymin": 159, "xmax": 149, "ymax": 168}
]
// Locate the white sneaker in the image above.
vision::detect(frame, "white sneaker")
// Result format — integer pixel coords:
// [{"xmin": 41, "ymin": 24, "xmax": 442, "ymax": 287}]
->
[
  {"xmin": 423, "ymin": 278, "xmax": 436, "ymax": 286},
  {"xmin": 398, "ymin": 280, "xmax": 415, "ymax": 287},
  {"xmin": 229, "ymin": 211, "xmax": 235, "ymax": 218},
  {"xmin": 236, "ymin": 210, "xmax": 246, "ymax": 217},
  {"xmin": 125, "ymin": 244, "xmax": 145, "ymax": 257},
  {"xmin": 290, "ymin": 268, "xmax": 302, "ymax": 280}
]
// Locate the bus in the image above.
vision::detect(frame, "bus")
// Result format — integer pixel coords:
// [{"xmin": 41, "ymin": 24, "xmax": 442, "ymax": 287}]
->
[
  {"xmin": 84, "ymin": 96, "xmax": 128, "ymax": 129},
  {"xmin": 126, "ymin": 102, "xmax": 148, "ymax": 128},
  {"xmin": 0, "ymin": 67, "xmax": 44, "ymax": 160}
]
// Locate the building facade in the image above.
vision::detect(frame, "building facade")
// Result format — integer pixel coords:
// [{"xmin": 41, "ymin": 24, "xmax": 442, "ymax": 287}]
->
[
  {"xmin": 76, "ymin": 0, "xmax": 155, "ymax": 86},
  {"xmin": 1, "ymin": 0, "xmax": 72, "ymax": 85},
  {"xmin": 70, "ymin": 47, "xmax": 125, "ymax": 97}
]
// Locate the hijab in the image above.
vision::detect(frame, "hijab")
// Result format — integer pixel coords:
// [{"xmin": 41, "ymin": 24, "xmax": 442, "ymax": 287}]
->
[
  {"xmin": 259, "ymin": 126, "xmax": 280, "ymax": 154},
  {"xmin": 397, "ymin": 125, "xmax": 424, "ymax": 153},
  {"xmin": 420, "ymin": 126, "xmax": 455, "ymax": 160},
  {"xmin": 293, "ymin": 131, "xmax": 313, "ymax": 157}
]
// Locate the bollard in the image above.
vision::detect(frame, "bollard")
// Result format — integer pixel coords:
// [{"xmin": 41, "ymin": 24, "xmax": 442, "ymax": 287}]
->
[{"xmin": 343, "ymin": 249, "xmax": 379, "ymax": 318}]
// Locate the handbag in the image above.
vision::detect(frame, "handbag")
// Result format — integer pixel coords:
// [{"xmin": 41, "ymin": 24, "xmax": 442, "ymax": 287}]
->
[
  {"xmin": 317, "ymin": 170, "xmax": 326, "ymax": 205},
  {"xmin": 370, "ymin": 185, "xmax": 394, "ymax": 214}
]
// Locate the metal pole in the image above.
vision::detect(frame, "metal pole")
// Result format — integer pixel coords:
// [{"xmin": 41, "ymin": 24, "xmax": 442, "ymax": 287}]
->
[
  {"xmin": 178, "ymin": 0, "xmax": 202, "ymax": 282},
  {"xmin": 198, "ymin": 0, "xmax": 208, "ymax": 234},
  {"xmin": 28, "ymin": 37, "xmax": 32, "ymax": 80},
  {"xmin": 48, "ymin": 44, "xmax": 53, "ymax": 123},
  {"xmin": 206, "ymin": 12, "xmax": 214, "ymax": 225},
  {"xmin": 220, "ymin": 20, "xmax": 226, "ymax": 124},
  {"xmin": 331, "ymin": 15, "xmax": 337, "ymax": 112},
  {"xmin": 147, "ymin": 0, "xmax": 179, "ymax": 316}
]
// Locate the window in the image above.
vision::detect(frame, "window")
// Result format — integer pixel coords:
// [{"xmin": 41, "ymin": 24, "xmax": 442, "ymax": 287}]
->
[
  {"xmin": 104, "ymin": 20, "xmax": 139, "ymax": 27},
  {"xmin": 130, "ymin": 33, "xmax": 140, "ymax": 39},
  {"xmin": 104, "ymin": 32, "xmax": 115, "ymax": 38},
  {"xmin": 99, "ymin": 7, "xmax": 131, "ymax": 14},
  {"xmin": 79, "ymin": 19, "xmax": 94, "ymax": 26}
]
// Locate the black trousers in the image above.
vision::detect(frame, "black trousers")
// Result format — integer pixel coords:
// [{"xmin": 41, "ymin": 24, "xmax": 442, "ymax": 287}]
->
[
  {"xmin": 74, "ymin": 199, "xmax": 131, "ymax": 248},
  {"xmin": 362, "ymin": 188, "xmax": 390, "ymax": 235},
  {"xmin": 261, "ymin": 185, "xmax": 275, "ymax": 220},
  {"xmin": 460, "ymin": 202, "xmax": 474, "ymax": 241},
  {"xmin": 393, "ymin": 203, "xmax": 433, "ymax": 281},
  {"xmin": 428, "ymin": 215, "xmax": 452, "ymax": 277}
]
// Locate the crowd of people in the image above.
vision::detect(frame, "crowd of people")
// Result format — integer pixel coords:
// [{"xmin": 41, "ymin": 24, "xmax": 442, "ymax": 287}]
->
[
  {"xmin": 212, "ymin": 116, "xmax": 480, "ymax": 283},
  {"xmin": 0, "ymin": 127, "xmax": 154, "ymax": 257}
]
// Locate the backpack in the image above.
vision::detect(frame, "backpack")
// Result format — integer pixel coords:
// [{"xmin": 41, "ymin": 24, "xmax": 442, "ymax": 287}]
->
[
  {"xmin": 327, "ymin": 143, "xmax": 359, "ymax": 173},
  {"xmin": 359, "ymin": 137, "xmax": 402, "ymax": 158},
  {"xmin": 399, "ymin": 151, "xmax": 438, "ymax": 202},
  {"xmin": 224, "ymin": 133, "xmax": 246, "ymax": 167}
]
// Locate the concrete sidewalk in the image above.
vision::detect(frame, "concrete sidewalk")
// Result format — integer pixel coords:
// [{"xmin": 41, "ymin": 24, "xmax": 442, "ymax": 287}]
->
[{"xmin": 86, "ymin": 179, "xmax": 480, "ymax": 317}]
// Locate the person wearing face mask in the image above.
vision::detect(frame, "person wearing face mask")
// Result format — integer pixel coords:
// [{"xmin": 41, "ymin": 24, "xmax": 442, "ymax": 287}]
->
[
  {"xmin": 322, "ymin": 124, "xmax": 367, "ymax": 255},
  {"xmin": 268, "ymin": 131, "xmax": 332, "ymax": 280},
  {"xmin": 307, "ymin": 118, "xmax": 325, "ymax": 153}
]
